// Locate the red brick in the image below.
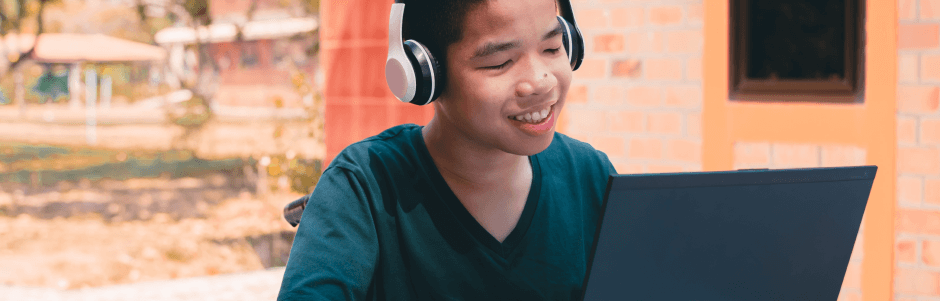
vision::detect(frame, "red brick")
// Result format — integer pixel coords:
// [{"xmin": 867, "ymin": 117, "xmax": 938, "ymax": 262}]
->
[
  {"xmin": 923, "ymin": 0, "xmax": 940, "ymax": 19},
  {"xmin": 899, "ymin": 54, "xmax": 918, "ymax": 83},
  {"xmin": 594, "ymin": 85, "xmax": 626, "ymax": 107},
  {"xmin": 566, "ymin": 109, "xmax": 606, "ymax": 133},
  {"xmin": 594, "ymin": 34, "xmax": 625, "ymax": 53},
  {"xmin": 900, "ymin": 0, "xmax": 917, "ymax": 20},
  {"xmin": 649, "ymin": 5, "xmax": 682, "ymax": 26},
  {"xmin": 849, "ymin": 228, "xmax": 864, "ymax": 262},
  {"xmin": 666, "ymin": 29, "xmax": 703, "ymax": 53},
  {"xmin": 665, "ymin": 86, "xmax": 703, "ymax": 109},
  {"xmin": 576, "ymin": 9, "xmax": 608, "ymax": 29},
  {"xmin": 565, "ymin": 132, "xmax": 589, "ymax": 143},
  {"xmin": 686, "ymin": 56, "xmax": 702, "ymax": 81},
  {"xmin": 836, "ymin": 291, "xmax": 860, "ymax": 301},
  {"xmin": 898, "ymin": 86, "xmax": 940, "ymax": 114},
  {"xmin": 687, "ymin": 4, "xmax": 703, "ymax": 24},
  {"xmin": 625, "ymin": 86, "xmax": 662, "ymax": 107},
  {"xmin": 925, "ymin": 240, "xmax": 940, "ymax": 266},
  {"xmin": 647, "ymin": 112, "xmax": 683, "ymax": 135},
  {"xmin": 923, "ymin": 119, "xmax": 940, "ymax": 145},
  {"xmin": 772, "ymin": 143, "xmax": 820, "ymax": 168},
  {"xmin": 628, "ymin": 138, "xmax": 663, "ymax": 159},
  {"xmin": 666, "ymin": 139, "xmax": 701, "ymax": 163},
  {"xmin": 898, "ymin": 209, "xmax": 940, "ymax": 235},
  {"xmin": 646, "ymin": 58, "xmax": 683, "ymax": 81},
  {"xmin": 926, "ymin": 178, "xmax": 940, "ymax": 205},
  {"xmin": 576, "ymin": 59, "xmax": 606, "ymax": 79},
  {"xmin": 567, "ymin": 85, "xmax": 588, "ymax": 104},
  {"xmin": 923, "ymin": 54, "xmax": 940, "ymax": 81},
  {"xmin": 611, "ymin": 7, "xmax": 644, "ymax": 28},
  {"xmin": 613, "ymin": 161, "xmax": 644, "ymax": 174},
  {"xmin": 899, "ymin": 24, "xmax": 940, "ymax": 49},
  {"xmin": 589, "ymin": 135, "xmax": 626, "ymax": 157},
  {"xmin": 648, "ymin": 164, "xmax": 684, "ymax": 173},
  {"xmin": 686, "ymin": 112, "xmax": 701, "ymax": 138},
  {"xmin": 626, "ymin": 32, "xmax": 665, "ymax": 54},
  {"xmin": 898, "ymin": 238, "xmax": 917, "ymax": 264},
  {"xmin": 841, "ymin": 262, "xmax": 862, "ymax": 290},
  {"xmin": 898, "ymin": 176, "xmax": 924, "ymax": 206},
  {"xmin": 733, "ymin": 142, "xmax": 771, "ymax": 169},
  {"xmin": 820, "ymin": 145, "xmax": 866, "ymax": 167},
  {"xmin": 898, "ymin": 147, "xmax": 940, "ymax": 175},
  {"xmin": 608, "ymin": 110, "xmax": 645, "ymax": 133},
  {"xmin": 895, "ymin": 268, "xmax": 940, "ymax": 295},
  {"xmin": 612, "ymin": 59, "xmax": 642, "ymax": 78},
  {"xmin": 898, "ymin": 117, "xmax": 918, "ymax": 144}
]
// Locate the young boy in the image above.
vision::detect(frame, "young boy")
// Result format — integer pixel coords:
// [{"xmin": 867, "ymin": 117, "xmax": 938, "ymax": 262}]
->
[{"xmin": 278, "ymin": 0, "xmax": 615, "ymax": 299}]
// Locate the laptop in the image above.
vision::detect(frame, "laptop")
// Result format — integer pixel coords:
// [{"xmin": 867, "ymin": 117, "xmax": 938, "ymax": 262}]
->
[{"xmin": 580, "ymin": 166, "xmax": 877, "ymax": 301}]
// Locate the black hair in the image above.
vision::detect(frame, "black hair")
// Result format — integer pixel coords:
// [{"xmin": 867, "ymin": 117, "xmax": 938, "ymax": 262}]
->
[{"xmin": 400, "ymin": 0, "xmax": 487, "ymax": 67}]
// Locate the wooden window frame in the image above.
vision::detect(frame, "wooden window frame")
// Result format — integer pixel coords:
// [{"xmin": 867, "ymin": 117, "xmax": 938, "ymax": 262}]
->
[{"xmin": 729, "ymin": 0, "xmax": 865, "ymax": 103}]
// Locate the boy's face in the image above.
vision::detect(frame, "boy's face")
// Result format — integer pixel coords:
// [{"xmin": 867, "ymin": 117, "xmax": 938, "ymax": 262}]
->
[{"xmin": 436, "ymin": 0, "xmax": 572, "ymax": 156}]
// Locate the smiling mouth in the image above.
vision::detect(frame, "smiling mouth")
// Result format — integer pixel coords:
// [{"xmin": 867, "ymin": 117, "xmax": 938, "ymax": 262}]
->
[{"xmin": 508, "ymin": 105, "xmax": 553, "ymax": 124}]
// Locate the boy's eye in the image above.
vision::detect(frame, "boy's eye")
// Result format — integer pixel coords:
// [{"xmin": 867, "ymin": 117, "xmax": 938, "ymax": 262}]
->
[
  {"xmin": 545, "ymin": 47, "xmax": 561, "ymax": 54},
  {"xmin": 483, "ymin": 60, "xmax": 512, "ymax": 70}
]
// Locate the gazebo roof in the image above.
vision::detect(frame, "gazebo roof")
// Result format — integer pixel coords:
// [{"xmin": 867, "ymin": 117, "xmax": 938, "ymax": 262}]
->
[{"xmin": 3, "ymin": 33, "xmax": 166, "ymax": 63}]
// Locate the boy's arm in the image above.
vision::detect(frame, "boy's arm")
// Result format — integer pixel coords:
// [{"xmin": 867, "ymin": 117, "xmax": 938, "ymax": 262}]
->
[{"xmin": 277, "ymin": 165, "xmax": 379, "ymax": 301}]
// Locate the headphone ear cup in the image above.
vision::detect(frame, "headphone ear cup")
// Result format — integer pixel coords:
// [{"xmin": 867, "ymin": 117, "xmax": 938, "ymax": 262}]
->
[
  {"xmin": 557, "ymin": 16, "xmax": 584, "ymax": 71},
  {"xmin": 403, "ymin": 40, "xmax": 443, "ymax": 105}
]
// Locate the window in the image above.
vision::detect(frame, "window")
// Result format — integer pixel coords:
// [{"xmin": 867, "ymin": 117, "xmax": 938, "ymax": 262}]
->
[{"xmin": 730, "ymin": 0, "xmax": 864, "ymax": 103}]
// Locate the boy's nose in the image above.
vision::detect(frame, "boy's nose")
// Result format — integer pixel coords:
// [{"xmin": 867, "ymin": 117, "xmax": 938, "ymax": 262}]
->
[{"xmin": 516, "ymin": 72, "xmax": 557, "ymax": 97}]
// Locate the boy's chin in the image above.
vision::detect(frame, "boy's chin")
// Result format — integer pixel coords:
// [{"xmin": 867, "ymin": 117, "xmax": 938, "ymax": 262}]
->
[{"xmin": 504, "ymin": 133, "xmax": 555, "ymax": 156}]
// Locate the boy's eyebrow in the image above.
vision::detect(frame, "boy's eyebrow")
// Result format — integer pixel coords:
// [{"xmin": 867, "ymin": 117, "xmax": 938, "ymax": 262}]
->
[{"xmin": 470, "ymin": 23, "xmax": 565, "ymax": 59}]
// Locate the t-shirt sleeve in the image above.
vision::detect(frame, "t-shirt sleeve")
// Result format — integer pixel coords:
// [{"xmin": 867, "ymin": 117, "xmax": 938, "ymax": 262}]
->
[
  {"xmin": 277, "ymin": 165, "xmax": 379, "ymax": 301},
  {"xmin": 597, "ymin": 149, "xmax": 618, "ymax": 175}
]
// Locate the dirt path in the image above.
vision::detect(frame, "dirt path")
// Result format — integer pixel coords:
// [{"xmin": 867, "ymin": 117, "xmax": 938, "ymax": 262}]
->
[
  {"xmin": 0, "ymin": 189, "xmax": 302, "ymax": 291},
  {"xmin": 0, "ymin": 267, "xmax": 285, "ymax": 301}
]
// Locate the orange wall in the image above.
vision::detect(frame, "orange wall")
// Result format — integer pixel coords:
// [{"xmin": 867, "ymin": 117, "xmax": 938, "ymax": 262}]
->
[
  {"xmin": 320, "ymin": 0, "xmax": 433, "ymax": 165},
  {"xmin": 701, "ymin": 0, "xmax": 897, "ymax": 300}
]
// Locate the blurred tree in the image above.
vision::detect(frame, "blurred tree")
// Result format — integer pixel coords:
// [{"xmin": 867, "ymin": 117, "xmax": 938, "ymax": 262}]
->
[{"xmin": 0, "ymin": 0, "xmax": 59, "ymax": 76}]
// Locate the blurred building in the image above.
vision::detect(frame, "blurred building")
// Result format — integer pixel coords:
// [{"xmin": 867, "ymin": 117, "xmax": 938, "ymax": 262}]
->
[
  {"xmin": 154, "ymin": 0, "xmax": 319, "ymax": 111},
  {"xmin": 323, "ymin": 0, "xmax": 940, "ymax": 299}
]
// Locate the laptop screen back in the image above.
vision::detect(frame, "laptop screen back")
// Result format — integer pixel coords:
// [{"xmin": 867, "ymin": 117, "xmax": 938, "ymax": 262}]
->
[{"xmin": 581, "ymin": 166, "xmax": 876, "ymax": 301}]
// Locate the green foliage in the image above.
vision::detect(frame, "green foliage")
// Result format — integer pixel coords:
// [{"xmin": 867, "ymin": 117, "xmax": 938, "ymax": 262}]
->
[
  {"xmin": 183, "ymin": 0, "xmax": 210, "ymax": 25},
  {"xmin": 168, "ymin": 94, "xmax": 212, "ymax": 128}
]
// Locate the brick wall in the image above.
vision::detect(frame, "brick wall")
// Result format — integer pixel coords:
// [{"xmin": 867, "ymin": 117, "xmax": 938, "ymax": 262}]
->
[
  {"xmin": 563, "ymin": 0, "xmax": 703, "ymax": 174},
  {"xmin": 896, "ymin": 0, "xmax": 940, "ymax": 298}
]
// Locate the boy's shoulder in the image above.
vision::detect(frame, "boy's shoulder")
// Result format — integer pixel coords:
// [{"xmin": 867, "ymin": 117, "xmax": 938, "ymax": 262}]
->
[
  {"xmin": 545, "ymin": 132, "xmax": 608, "ymax": 159},
  {"xmin": 329, "ymin": 124, "xmax": 422, "ymax": 170},
  {"xmin": 541, "ymin": 132, "xmax": 614, "ymax": 173}
]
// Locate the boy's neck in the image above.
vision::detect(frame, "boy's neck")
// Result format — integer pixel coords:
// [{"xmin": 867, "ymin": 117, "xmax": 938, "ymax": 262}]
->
[{"xmin": 422, "ymin": 116, "xmax": 529, "ymax": 187}]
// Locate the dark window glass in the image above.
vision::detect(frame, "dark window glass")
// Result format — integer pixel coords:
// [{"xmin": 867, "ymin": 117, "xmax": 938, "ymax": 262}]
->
[{"xmin": 731, "ymin": 0, "xmax": 863, "ymax": 102}]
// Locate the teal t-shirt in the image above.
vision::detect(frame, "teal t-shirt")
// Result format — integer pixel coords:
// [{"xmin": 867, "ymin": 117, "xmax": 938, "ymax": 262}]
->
[{"xmin": 278, "ymin": 124, "xmax": 615, "ymax": 300}]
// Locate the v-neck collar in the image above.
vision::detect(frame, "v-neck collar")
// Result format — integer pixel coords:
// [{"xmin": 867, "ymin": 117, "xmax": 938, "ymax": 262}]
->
[{"xmin": 412, "ymin": 126, "xmax": 542, "ymax": 258}]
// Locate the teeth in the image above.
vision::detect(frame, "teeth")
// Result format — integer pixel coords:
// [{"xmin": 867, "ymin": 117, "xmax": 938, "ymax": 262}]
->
[{"xmin": 510, "ymin": 106, "xmax": 552, "ymax": 123}]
